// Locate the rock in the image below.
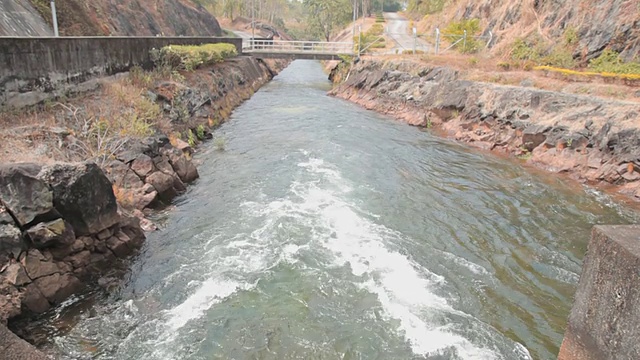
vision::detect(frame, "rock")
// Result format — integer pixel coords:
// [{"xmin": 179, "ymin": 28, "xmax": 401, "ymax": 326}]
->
[
  {"xmin": 130, "ymin": 154, "xmax": 155, "ymax": 178},
  {"xmin": 22, "ymin": 283, "xmax": 50, "ymax": 313},
  {"xmin": 103, "ymin": 160, "xmax": 145, "ymax": 189},
  {"xmin": 172, "ymin": 138, "xmax": 193, "ymax": 155},
  {"xmin": 587, "ymin": 156, "xmax": 602, "ymax": 169},
  {"xmin": 132, "ymin": 210, "xmax": 157, "ymax": 232},
  {"xmin": 38, "ymin": 162, "xmax": 120, "ymax": 236},
  {"xmin": 153, "ymin": 156, "xmax": 174, "ymax": 174},
  {"xmin": 0, "ymin": 323, "xmax": 50, "ymax": 359},
  {"xmin": 522, "ymin": 125, "xmax": 550, "ymax": 152},
  {"xmin": 20, "ymin": 250, "xmax": 60, "ymax": 280},
  {"xmin": 106, "ymin": 237, "xmax": 131, "ymax": 258},
  {"xmin": 25, "ymin": 219, "xmax": 75, "ymax": 249},
  {"xmin": 0, "ymin": 224, "xmax": 23, "ymax": 258},
  {"xmin": 0, "ymin": 203, "xmax": 15, "ymax": 225},
  {"xmin": 166, "ymin": 149, "xmax": 199, "ymax": 183},
  {"xmin": 96, "ymin": 227, "xmax": 113, "ymax": 241},
  {"xmin": 0, "ymin": 284, "xmax": 22, "ymax": 323},
  {"xmin": 0, "ymin": 164, "xmax": 58, "ymax": 227},
  {"xmin": 34, "ymin": 273, "xmax": 82, "ymax": 304},
  {"xmin": 146, "ymin": 171, "xmax": 177, "ymax": 198},
  {"xmin": 520, "ymin": 78, "xmax": 534, "ymax": 87},
  {"xmin": 64, "ymin": 250, "xmax": 92, "ymax": 269},
  {"xmin": 1, "ymin": 263, "xmax": 31, "ymax": 286}
]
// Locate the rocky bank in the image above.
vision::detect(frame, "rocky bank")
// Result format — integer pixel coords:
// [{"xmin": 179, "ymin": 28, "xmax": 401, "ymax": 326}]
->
[
  {"xmin": 0, "ymin": 55, "xmax": 287, "ymax": 354},
  {"xmin": 330, "ymin": 59, "xmax": 640, "ymax": 200}
]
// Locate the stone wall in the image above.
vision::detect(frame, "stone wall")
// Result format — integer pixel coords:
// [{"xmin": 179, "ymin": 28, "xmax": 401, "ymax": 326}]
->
[{"xmin": 0, "ymin": 37, "xmax": 243, "ymax": 108}]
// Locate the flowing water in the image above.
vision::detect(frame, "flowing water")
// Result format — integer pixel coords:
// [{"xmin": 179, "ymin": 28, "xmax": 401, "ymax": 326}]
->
[{"xmin": 48, "ymin": 61, "xmax": 636, "ymax": 360}]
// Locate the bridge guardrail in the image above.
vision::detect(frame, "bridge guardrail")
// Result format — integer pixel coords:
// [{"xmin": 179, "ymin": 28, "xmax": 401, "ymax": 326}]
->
[{"xmin": 245, "ymin": 40, "xmax": 354, "ymax": 55}]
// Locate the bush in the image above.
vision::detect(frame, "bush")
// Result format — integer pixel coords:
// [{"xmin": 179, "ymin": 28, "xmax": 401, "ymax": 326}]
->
[
  {"xmin": 444, "ymin": 19, "xmax": 482, "ymax": 54},
  {"xmin": 151, "ymin": 43, "xmax": 237, "ymax": 72},
  {"xmin": 588, "ymin": 49, "xmax": 640, "ymax": 74}
]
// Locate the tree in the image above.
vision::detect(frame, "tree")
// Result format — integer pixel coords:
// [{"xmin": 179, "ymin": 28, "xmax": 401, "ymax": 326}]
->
[{"xmin": 305, "ymin": 0, "xmax": 353, "ymax": 41}]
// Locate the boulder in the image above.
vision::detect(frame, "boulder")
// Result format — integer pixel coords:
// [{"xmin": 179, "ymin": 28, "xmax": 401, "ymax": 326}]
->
[
  {"xmin": 103, "ymin": 160, "xmax": 145, "ymax": 189},
  {"xmin": 34, "ymin": 273, "xmax": 82, "ymax": 304},
  {"xmin": 130, "ymin": 154, "xmax": 155, "ymax": 178},
  {"xmin": 0, "ymin": 284, "xmax": 23, "ymax": 323},
  {"xmin": 106, "ymin": 237, "xmax": 131, "ymax": 258},
  {"xmin": 22, "ymin": 283, "xmax": 50, "ymax": 313},
  {"xmin": 20, "ymin": 250, "xmax": 60, "ymax": 280},
  {"xmin": 0, "ymin": 224, "xmax": 23, "ymax": 258},
  {"xmin": 1, "ymin": 263, "xmax": 31, "ymax": 287},
  {"xmin": 0, "ymin": 203, "xmax": 14, "ymax": 225},
  {"xmin": 25, "ymin": 219, "xmax": 75, "ymax": 249},
  {"xmin": 38, "ymin": 162, "xmax": 120, "ymax": 236},
  {"xmin": 64, "ymin": 250, "xmax": 92, "ymax": 269},
  {"xmin": 146, "ymin": 171, "xmax": 177, "ymax": 198},
  {"xmin": 166, "ymin": 149, "xmax": 199, "ymax": 183},
  {"xmin": 0, "ymin": 164, "xmax": 58, "ymax": 227}
]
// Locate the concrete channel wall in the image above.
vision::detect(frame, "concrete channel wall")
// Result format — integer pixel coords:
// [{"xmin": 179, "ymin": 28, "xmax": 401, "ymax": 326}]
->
[
  {"xmin": 0, "ymin": 37, "xmax": 243, "ymax": 108},
  {"xmin": 558, "ymin": 225, "xmax": 640, "ymax": 359}
]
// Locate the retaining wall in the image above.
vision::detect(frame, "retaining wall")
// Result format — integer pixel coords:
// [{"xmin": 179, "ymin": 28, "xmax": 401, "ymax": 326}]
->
[
  {"xmin": 558, "ymin": 225, "xmax": 640, "ymax": 359},
  {"xmin": 0, "ymin": 37, "xmax": 243, "ymax": 108}
]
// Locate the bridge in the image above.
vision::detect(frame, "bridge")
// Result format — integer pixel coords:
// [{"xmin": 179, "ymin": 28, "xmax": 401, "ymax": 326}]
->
[{"xmin": 243, "ymin": 40, "xmax": 354, "ymax": 60}]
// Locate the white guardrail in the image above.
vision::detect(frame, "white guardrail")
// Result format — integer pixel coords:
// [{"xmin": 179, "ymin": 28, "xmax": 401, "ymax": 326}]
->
[{"xmin": 244, "ymin": 40, "xmax": 354, "ymax": 55}]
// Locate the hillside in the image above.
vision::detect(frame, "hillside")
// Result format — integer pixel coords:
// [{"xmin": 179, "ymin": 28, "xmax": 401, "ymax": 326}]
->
[
  {"xmin": 26, "ymin": 0, "xmax": 221, "ymax": 36},
  {"xmin": 0, "ymin": 0, "xmax": 52, "ymax": 36},
  {"xmin": 413, "ymin": 0, "xmax": 639, "ymax": 63}
]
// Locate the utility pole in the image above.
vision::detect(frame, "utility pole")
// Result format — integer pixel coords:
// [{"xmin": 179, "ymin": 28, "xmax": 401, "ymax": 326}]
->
[
  {"xmin": 352, "ymin": 0, "xmax": 357, "ymax": 44},
  {"xmin": 50, "ymin": 0, "xmax": 59, "ymax": 37},
  {"xmin": 251, "ymin": 0, "xmax": 255, "ymax": 49}
]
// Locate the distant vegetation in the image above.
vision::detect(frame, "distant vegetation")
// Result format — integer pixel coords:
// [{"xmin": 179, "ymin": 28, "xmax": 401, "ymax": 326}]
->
[
  {"xmin": 151, "ymin": 43, "xmax": 237, "ymax": 71},
  {"xmin": 355, "ymin": 23, "xmax": 386, "ymax": 53}
]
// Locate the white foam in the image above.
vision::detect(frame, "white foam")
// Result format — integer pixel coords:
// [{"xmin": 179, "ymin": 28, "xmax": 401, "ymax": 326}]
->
[
  {"xmin": 164, "ymin": 278, "xmax": 245, "ymax": 331},
  {"xmin": 294, "ymin": 158, "xmax": 500, "ymax": 358}
]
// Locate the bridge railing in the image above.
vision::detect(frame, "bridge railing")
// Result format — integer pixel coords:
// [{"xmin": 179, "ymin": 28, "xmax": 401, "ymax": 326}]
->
[{"xmin": 245, "ymin": 40, "xmax": 354, "ymax": 55}]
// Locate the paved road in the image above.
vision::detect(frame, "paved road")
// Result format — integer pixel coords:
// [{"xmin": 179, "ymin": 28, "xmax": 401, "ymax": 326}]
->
[{"xmin": 383, "ymin": 12, "xmax": 430, "ymax": 53}]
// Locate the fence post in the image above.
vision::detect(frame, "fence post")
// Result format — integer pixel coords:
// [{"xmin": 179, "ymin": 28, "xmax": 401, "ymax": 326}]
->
[
  {"xmin": 435, "ymin": 28, "xmax": 440, "ymax": 54},
  {"xmin": 413, "ymin": 27, "xmax": 417, "ymax": 55},
  {"xmin": 463, "ymin": 30, "xmax": 467, "ymax": 52}
]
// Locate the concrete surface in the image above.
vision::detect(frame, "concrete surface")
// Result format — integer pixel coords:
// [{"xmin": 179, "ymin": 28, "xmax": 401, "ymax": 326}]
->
[{"xmin": 558, "ymin": 225, "xmax": 640, "ymax": 360}]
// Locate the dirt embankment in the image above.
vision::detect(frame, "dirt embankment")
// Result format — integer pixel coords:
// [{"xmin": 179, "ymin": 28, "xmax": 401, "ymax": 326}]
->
[
  {"xmin": 0, "ymin": 56, "xmax": 288, "ymax": 348},
  {"xmin": 330, "ymin": 59, "xmax": 640, "ymax": 201}
]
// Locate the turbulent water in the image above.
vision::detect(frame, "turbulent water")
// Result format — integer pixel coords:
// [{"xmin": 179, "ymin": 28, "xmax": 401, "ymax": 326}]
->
[{"xmin": 47, "ymin": 61, "xmax": 635, "ymax": 360}]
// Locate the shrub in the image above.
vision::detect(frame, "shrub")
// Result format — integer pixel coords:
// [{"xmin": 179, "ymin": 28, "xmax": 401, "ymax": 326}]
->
[
  {"xmin": 152, "ymin": 43, "xmax": 238, "ymax": 72},
  {"xmin": 588, "ymin": 49, "xmax": 640, "ymax": 74},
  {"xmin": 444, "ymin": 19, "xmax": 482, "ymax": 54}
]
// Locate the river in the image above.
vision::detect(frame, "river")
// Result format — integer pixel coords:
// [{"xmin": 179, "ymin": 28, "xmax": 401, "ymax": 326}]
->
[{"xmin": 46, "ymin": 60, "xmax": 635, "ymax": 360}]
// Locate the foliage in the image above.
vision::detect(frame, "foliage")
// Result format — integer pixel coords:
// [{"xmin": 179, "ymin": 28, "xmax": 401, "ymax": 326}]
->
[
  {"xmin": 186, "ymin": 129, "xmax": 197, "ymax": 147},
  {"xmin": 305, "ymin": 0, "xmax": 353, "ymax": 41},
  {"xmin": 214, "ymin": 137, "xmax": 226, "ymax": 151},
  {"xmin": 588, "ymin": 50, "xmax": 640, "ymax": 74},
  {"xmin": 444, "ymin": 19, "xmax": 481, "ymax": 53},
  {"xmin": 511, "ymin": 37, "xmax": 576, "ymax": 68},
  {"xmin": 406, "ymin": 0, "xmax": 447, "ymax": 15},
  {"xmin": 152, "ymin": 43, "xmax": 237, "ymax": 72},
  {"xmin": 196, "ymin": 124, "xmax": 206, "ymax": 140},
  {"xmin": 563, "ymin": 27, "xmax": 578, "ymax": 45},
  {"xmin": 355, "ymin": 25, "xmax": 387, "ymax": 53}
]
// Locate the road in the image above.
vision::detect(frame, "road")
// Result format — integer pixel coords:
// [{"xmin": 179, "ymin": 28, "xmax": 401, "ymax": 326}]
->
[{"xmin": 383, "ymin": 12, "xmax": 430, "ymax": 54}]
